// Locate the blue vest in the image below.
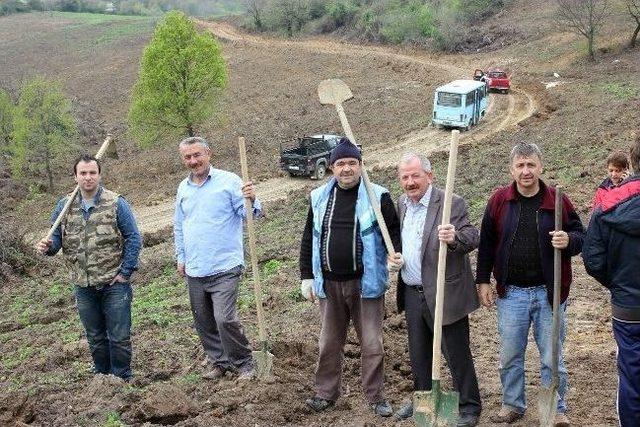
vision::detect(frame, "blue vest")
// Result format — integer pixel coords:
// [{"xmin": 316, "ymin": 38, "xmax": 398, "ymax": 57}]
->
[{"xmin": 310, "ymin": 177, "xmax": 389, "ymax": 299}]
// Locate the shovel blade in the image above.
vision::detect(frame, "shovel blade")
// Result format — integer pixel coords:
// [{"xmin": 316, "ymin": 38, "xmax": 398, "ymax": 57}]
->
[
  {"xmin": 538, "ymin": 385, "xmax": 559, "ymax": 427},
  {"xmin": 252, "ymin": 349, "xmax": 274, "ymax": 381},
  {"xmin": 414, "ymin": 380, "xmax": 459, "ymax": 427},
  {"xmin": 318, "ymin": 79, "xmax": 353, "ymax": 106}
]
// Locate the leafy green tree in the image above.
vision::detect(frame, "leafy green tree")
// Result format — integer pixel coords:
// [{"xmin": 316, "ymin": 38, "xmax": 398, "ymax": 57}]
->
[
  {"xmin": 0, "ymin": 89, "xmax": 14, "ymax": 148},
  {"xmin": 128, "ymin": 11, "xmax": 228, "ymax": 147},
  {"xmin": 9, "ymin": 77, "xmax": 77, "ymax": 192}
]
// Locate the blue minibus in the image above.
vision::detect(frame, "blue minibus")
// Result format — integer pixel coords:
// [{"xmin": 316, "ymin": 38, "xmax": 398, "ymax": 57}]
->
[{"xmin": 432, "ymin": 80, "xmax": 488, "ymax": 130}]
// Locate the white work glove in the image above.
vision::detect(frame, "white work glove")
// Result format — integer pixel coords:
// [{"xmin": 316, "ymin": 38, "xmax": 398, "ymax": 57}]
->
[
  {"xmin": 301, "ymin": 279, "xmax": 315, "ymax": 302},
  {"xmin": 387, "ymin": 253, "xmax": 404, "ymax": 273}
]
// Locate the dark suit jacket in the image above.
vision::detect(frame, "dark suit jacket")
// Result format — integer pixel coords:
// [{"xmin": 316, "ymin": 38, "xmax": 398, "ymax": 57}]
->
[{"xmin": 396, "ymin": 187, "xmax": 480, "ymax": 325}]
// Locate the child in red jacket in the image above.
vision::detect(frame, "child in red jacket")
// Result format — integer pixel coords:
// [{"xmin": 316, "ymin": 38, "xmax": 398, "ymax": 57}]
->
[{"xmin": 592, "ymin": 151, "xmax": 630, "ymax": 210}]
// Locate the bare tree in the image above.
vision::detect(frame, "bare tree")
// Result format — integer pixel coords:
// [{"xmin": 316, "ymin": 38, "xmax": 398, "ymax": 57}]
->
[
  {"xmin": 626, "ymin": 0, "xmax": 640, "ymax": 47},
  {"xmin": 245, "ymin": 0, "xmax": 265, "ymax": 30},
  {"xmin": 556, "ymin": 0, "xmax": 610, "ymax": 60}
]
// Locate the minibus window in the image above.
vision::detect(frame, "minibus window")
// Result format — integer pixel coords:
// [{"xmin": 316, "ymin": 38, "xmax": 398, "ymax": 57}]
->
[{"xmin": 437, "ymin": 92, "xmax": 462, "ymax": 107}]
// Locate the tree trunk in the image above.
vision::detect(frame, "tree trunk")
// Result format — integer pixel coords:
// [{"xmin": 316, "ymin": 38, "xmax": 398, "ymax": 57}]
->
[
  {"xmin": 630, "ymin": 23, "xmax": 640, "ymax": 48},
  {"xmin": 588, "ymin": 31, "xmax": 595, "ymax": 61}
]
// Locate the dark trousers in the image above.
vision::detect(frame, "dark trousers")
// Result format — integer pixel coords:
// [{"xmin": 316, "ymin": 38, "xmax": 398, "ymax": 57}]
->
[
  {"xmin": 186, "ymin": 266, "xmax": 253, "ymax": 372},
  {"xmin": 315, "ymin": 279, "xmax": 385, "ymax": 403},
  {"xmin": 405, "ymin": 285, "xmax": 481, "ymax": 416},
  {"xmin": 613, "ymin": 319, "xmax": 640, "ymax": 427},
  {"xmin": 75, "ymin": 282, "xmax": 133, "ymax": 380}
]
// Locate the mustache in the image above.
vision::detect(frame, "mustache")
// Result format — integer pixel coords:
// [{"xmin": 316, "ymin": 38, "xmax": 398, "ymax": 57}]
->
[
  {"xmin": 340, "ymin": 171, "xmax": 355, "ymax": 177},
  {"xmin": 405, "ymin": 184, "xmax": 420, "ymax": 190}
]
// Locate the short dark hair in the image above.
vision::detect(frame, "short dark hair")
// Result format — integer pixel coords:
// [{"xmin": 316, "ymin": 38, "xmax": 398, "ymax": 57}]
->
[
  {"xmin": 605, "ymin": 150, "xmax": 629, "ymax": 169},
  {"xmin": 630, "ymin": 134, "xmax": 640, "ymax": 172},
  {"xmin": 74, "ymin": 154, "xmax": 101, "ymax": 175}
]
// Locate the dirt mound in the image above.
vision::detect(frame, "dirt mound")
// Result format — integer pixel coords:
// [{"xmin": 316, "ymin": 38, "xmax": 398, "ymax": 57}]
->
[{"xmin": 134, "ymin": 382, "xmax": 198, "ymax": 425}]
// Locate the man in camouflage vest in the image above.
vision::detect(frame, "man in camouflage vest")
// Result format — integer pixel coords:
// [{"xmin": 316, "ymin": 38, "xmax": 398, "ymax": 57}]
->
[{"xmin": 36, "ymin": 154, "xmax": 141, "ymax": 381}]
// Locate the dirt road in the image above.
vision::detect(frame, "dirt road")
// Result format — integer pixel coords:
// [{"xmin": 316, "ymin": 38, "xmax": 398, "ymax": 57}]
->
[{"xmin": 134, "ymin": 21, "xmax": 536, "ymax": 234}]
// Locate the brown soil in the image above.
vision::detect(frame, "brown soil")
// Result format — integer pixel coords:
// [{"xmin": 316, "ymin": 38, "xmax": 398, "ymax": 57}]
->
[{"xmin": 2, "ymin": 2, "xmax": 639, "ymax": 426}]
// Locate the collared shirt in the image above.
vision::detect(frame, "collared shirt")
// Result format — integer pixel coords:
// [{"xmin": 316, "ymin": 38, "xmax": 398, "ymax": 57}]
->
[
  {"xmin": 400, "ymin": 186, "xmax": 433, "ymax": 287},
  {"xmin": 174, "ymin": 166, "xmax": 262, "ymax": 278},
  {"xmin": 47, "ymin": 186, "xmax": 142, "ymax": 278}
]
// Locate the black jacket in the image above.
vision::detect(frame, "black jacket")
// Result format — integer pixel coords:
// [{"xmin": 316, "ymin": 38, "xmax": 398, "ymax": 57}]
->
[{"xmin": 583, "ymin": 175, "xmax": 640, "ymax": 321}]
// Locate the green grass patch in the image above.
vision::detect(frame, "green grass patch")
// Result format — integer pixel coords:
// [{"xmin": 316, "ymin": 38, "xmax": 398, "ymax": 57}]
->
[
  {"xmin": 132, "ymin": 266, "xmax": 190, "ymax": 327},
  {"xmin": 1, "ymin": 345, "xmax": 34, "ymax": 369},
  {"xmin": 598, "ymin": 82, "xmax": 638, "ymax": 102},
  {"xmin": 52, "ymin": 11, "xmax": 156, "ymax": 48},
  {"xmin": 104, "ymin": 411, "xmax": 125, "ymax": 427},
  {"xmin": 49, "ymin": 11, "xmax": 151, "ymax": 25},
  {"xmin": 180, "ymin": 372, "xmax": 201, "ymax": 384}
]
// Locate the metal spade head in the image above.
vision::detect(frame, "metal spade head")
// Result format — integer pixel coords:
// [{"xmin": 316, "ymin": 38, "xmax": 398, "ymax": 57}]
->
[
  {"xmin": 95, "ymin": 134, "xmax": 118, "ymax": 160},
  {"xmin": 538, "ymin": 386, "xmax": 559, "ymax": 427},
  {"xmin": 413, "ymin": 381, "xmax": 459, "ymax": 427},
  {"xmin": 252, "ymin": 348, "xmax": 274, "ymax": 381},
  {"xmin": 318, "ymin": 79, "xmax": 353, "ymax": 106},
  {"xmin": 104, "ymin": 138, "xmax": 118, "ymax": 159}
]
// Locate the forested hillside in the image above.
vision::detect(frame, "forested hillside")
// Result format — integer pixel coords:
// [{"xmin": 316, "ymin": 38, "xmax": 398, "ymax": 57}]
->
[{"xmin": 242, "ymin": 0, "xmax": 515, "ymax": 51}]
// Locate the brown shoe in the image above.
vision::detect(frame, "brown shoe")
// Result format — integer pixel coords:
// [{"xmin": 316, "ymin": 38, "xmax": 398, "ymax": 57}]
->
[
  {"xmin": 554, "ymin": 413, "xmax": 570, "ymax": 427},
  {"xmin": 489, "ymin": 407, "xmax": 524, "ymax": 424},
  {"xmin": 202, "ymin": 366, "xmax": 226, "ymax": 380}
]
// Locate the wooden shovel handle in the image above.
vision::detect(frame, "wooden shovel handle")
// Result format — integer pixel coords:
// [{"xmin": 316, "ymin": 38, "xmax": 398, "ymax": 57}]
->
[
  {"xmin": 238, "ymin": 137, "xmax": 268, "ymax": 344},
  {"xmin": 431, "ymin": 130, "xmax": 460, "ymax": 380},
  {"xmin": 550, "ymin": 186, "xmax": 562, "ymax": 384},
  {"xmin": 44, "ymin": 135, "xmax": 113, "ymax": 241},
  {"xmin": 334, "ymin": 103, "xmax": 395, "ymax": 255}
]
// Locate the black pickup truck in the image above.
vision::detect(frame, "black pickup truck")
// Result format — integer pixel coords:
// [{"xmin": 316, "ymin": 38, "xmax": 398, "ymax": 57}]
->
[{"xmin": 279, "ymin": 134, "xmax": 342, "ymax": 179}]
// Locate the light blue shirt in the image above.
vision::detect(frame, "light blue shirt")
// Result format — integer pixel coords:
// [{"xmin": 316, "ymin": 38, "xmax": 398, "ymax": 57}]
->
[
  {"xmin": 174, "ymin": 166, "xmax": 262, "ymax": 278},
  {"xmin": 400, "ymin": 186, "xmax": 433, "ymax": 287}
]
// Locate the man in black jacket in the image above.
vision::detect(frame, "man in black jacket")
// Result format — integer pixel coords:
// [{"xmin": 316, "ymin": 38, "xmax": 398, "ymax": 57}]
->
[{"xmin": 583, "ymin": 136, "xmax": 640, "ymax": 427}]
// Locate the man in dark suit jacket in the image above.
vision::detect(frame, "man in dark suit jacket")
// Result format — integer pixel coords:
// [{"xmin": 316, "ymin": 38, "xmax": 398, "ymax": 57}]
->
[{"xmin": 388, "ymin": 153, "xmax": 481, "ymax": 426}]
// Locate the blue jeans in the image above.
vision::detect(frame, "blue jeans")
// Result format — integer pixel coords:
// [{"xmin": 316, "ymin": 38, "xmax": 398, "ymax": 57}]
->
[
  {"xmin": 612, "ymin": 319, "xmax": 640, "ymax": 427},
  {"xmin": 75, "ymin": 282, "xmax": 133, "ymax": 380},
  {"xmin": 496, "ymin": 285, "xmax": 567, "ymax": 414}
]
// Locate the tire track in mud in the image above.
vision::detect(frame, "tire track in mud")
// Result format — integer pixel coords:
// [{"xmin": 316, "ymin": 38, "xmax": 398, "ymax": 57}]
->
[{"xmin": 134, "ymin": 22, "xmax": 536, "ymax": 234}]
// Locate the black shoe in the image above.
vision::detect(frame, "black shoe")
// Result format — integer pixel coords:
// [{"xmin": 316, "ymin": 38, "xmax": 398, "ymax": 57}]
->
[
  {"xmin": 394, "ymin": 402, "xmax": 413, "ymax": 420},
  {"xmin": 457, "ymin": 413, "xmax": 479, "ymax": 427},
  {"xmin": 371, "ymin": 400, "xmax": 393, "ymax": 417},
  {"xmin": 305, "ymin": 396, "xmax": 334, "ymax": 412}
]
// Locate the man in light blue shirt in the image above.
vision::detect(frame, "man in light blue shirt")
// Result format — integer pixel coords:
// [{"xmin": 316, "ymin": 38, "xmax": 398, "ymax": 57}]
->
[{"xmin": 174, "ymin": 136, "xmax": 262, "ymax": 381}]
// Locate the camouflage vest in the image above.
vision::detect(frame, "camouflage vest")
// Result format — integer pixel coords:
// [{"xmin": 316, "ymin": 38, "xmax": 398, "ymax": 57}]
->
[{"xmin": 61, "ymin": 188, "xmax": 123, "ymax": 287}]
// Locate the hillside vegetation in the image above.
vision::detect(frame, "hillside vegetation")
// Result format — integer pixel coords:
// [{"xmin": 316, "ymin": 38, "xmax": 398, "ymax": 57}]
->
[{"xmin": 243, "ymin": 0, "xmax": 515, "ymax": 51}]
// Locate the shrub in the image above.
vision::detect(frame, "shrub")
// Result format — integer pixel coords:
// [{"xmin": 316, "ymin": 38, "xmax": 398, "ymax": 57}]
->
[{"xmin": 326, "ymin": 0, "xmax": 358, "ymax": 27}]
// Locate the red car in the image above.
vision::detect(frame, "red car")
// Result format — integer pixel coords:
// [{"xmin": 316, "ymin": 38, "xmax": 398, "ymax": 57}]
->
[{"xmin": 473, "ymin": 68, "xmax": 510, "ymax": 93}]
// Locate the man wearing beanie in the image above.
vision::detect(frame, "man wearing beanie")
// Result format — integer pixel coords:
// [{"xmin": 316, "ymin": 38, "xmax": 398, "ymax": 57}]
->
[{"xmin": 299, "ymin": 137, "xmax": 401, "ymax": 417}]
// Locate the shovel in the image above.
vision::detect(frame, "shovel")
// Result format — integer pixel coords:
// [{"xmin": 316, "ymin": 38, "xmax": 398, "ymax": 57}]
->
[
  {"xmin": 538, "ymin": 186, "xmax": 563, "ymax": 426},
  {"xmin": 238, "ymin": 136, "xmax": 274, "ymax": 380},
  {"xmin": 43, "ymin": 134, "xmax": 115, "ymax": 241},
  {"xmin": 317, "ymin": 78, "xmax": 395, "ymax": 255},
  {"xmin": 413, "ymin": 130, "xmax": 461, "ymax": 427}
]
